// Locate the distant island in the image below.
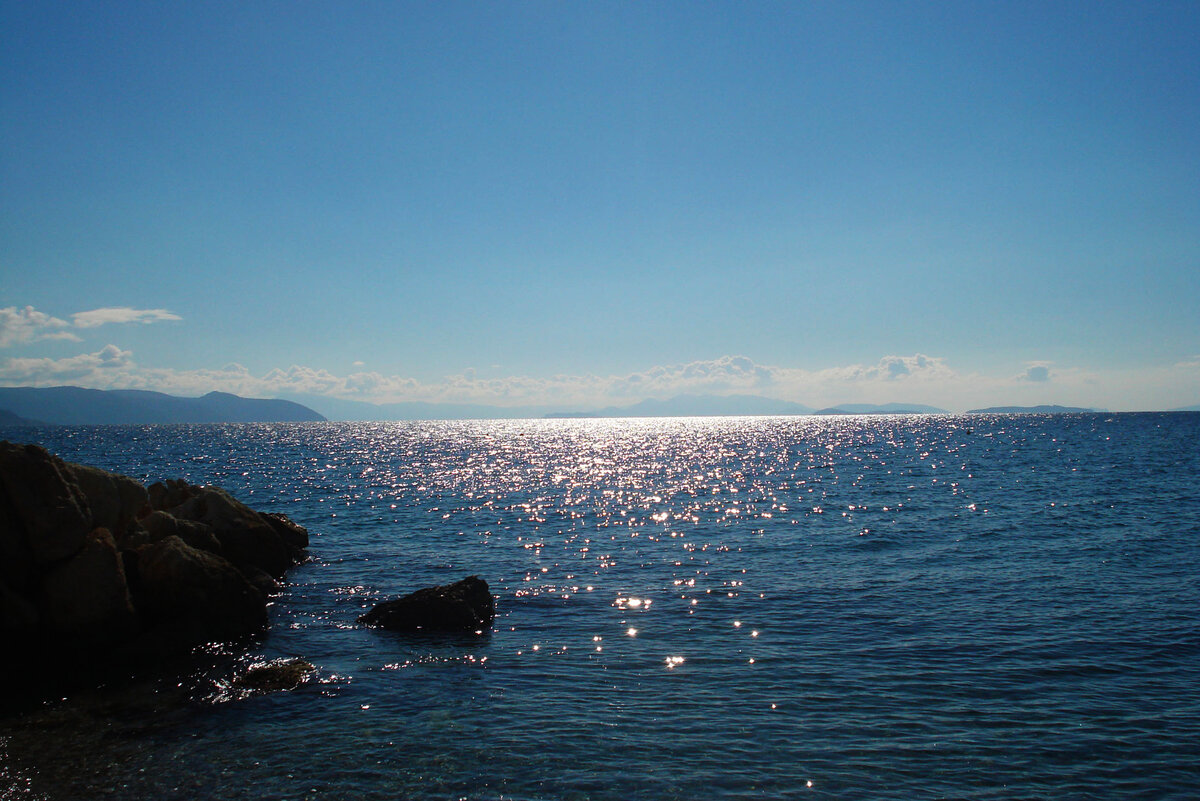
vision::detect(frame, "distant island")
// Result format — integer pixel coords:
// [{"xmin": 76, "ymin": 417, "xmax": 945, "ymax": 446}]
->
[
  {"xmin": 0, "ymin": 386, "xmax": 325, "ymax": 425},
  {"xmin": 966, "ymin": 405, "xmax": 1095, "ymax": 414},
  {"xmin": 813, "ymin": 403, "xmax": 948, "ymax": 415},
  {"xmin": 545, "ymin": 396, "xmax": 948, "ymax": 418}
]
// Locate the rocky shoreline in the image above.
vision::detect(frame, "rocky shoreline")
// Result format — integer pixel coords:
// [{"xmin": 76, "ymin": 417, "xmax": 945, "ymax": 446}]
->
[
  {"xmin": 1, "ymin": 441, "xmax": 309, "ymax": 691},
  {"xmin": 1, "ymin": 440, "xmax": 499, "ymax": 710}
]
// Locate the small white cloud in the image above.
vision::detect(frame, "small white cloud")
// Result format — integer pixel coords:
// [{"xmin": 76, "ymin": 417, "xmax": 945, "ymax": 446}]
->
[
  {"xmin": 884, "ymin": 358, "xmax": 911, "ymax": 379},
  {"xmin": 1019, "ymin": 362, "xmax": 1052, "ymax": 382},
  {"xmin": 344, "ymin": 371, "xmax": 395, "ymax": 394},
  {"xmin": 71, "ymin": 307, "xmax": 182, "ymax": 328},
  {"xmin": 95, "ymin": 344, "xmax": 131, "ymax": 366},
  {"xmin": 819, "ymin": 353, "xmax": 955, "ymax": 383}
]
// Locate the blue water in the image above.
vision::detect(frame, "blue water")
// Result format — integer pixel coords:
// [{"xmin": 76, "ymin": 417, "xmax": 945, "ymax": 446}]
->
[{"xmin": 2, "ymin": 413, "xmax": 1199, "ymax": 799}]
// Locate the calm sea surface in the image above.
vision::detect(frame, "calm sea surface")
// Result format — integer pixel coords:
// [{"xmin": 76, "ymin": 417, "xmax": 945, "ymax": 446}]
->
[{"xmin": 2, "ymin": 413, "xmax": 1198, "ymax": 799}]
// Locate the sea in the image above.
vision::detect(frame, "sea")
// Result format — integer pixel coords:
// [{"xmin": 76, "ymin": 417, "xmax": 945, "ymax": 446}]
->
[{"xmin": 1, "ymin": 412, "xmax": 1198, "ymax": 800}]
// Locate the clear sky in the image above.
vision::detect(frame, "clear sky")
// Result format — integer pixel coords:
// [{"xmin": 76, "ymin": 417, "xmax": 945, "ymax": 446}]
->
[{"xmin": 2, "ymin": 1, "xmax": 1198, "ymax": 412}]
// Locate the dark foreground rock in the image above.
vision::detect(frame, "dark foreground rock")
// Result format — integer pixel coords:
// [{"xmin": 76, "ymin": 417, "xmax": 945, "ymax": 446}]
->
[
  {"xmin": 359, "ymin": 576, "xmax": 495, "ymax": 633},
  {"xmin": 0, "ymin": 441, "xmax": 309, "ymax": 686}
]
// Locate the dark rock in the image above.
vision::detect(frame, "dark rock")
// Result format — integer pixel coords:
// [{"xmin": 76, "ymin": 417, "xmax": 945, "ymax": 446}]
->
[
  {"xmin": 0, "ymin": 441, "xmax": 309, "ymax": 693},
  {"xmin": 261, "ymin": 512, "xmax": 309, "ymax": 561},
  {"xmin": 241, "ymin": 565, "xmax": 283, "ymax": 596},
  {"xmin": 0, "ymin": 484, "xmax": 37, "ymax": 595},
  {"xmin": 135, "ymin": 535, "xmax": 267, "ymax": 641},
  {"xmin": 0, "ymin": 441, "xmax": 92, "ymax": 564},
  {"xmin": 162, "ymin": 486, "xmax": 292, "ymax": 578},
  {"xmin": 65, "ymin": 462, "xmax": 149, "ymax": 544},
  {"xmin": 147, "ymin": 477, "xmax": 199, "ymax": 513},
  {"xmin": 0, "ymin": 577, "xmax": 39, "ymax": 633},
  {"xmin": 358, "ymin": 576, "xmax": 495, "ymax": 633},
  {"xmin": 231, "ymin": 658, "xmax": 315, "ymax": 693},
  {"xmin": 137, "ymin": 509, "xmax": 223, "ymax": 555},
  {"xmin": 39, "ymin": 527, "xmax": 138, "ymax": 644}
]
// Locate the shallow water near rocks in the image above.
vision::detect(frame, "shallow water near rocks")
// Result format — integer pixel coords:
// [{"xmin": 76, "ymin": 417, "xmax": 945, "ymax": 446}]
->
[{"xmin": 2, "ymin": 413, "xmax": 1199, "ymax": 799}]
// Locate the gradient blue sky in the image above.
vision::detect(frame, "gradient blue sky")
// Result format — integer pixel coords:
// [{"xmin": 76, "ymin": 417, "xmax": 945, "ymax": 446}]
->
[{"xmin": 2, "ymin": 1, "xmax": 1198, "ymax": 411}]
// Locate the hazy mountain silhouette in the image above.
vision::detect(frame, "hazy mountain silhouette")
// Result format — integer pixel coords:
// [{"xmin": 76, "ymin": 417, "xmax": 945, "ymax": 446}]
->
[
  {"xmin": 285, "ymin": 393, "xmax": 816, "ymax": 420},
  {"xmin": 966, "ymin": 404, "xmax": 1095, "ymax": 414},
  {"xmin": 813, "ymin": 403, "xmax": 948, "ymax": 415},
  {"xmin": 281, "ymin": 394, "xmax": 555, "ymax": 421},
  {"xmin": 0, "ymin": 386, "xmax": 325, "ymax": 424},
  {"xmin": 288, "ymin": 393, "xmax": 965, "ymax": 420},
  {"xmin": 0, "ymin": 408, "xmax": 43, "ymax": 426}
]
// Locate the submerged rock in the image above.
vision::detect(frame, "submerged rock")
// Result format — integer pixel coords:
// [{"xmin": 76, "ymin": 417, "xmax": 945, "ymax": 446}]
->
[
  {"xmin": 231, "ymin": 658, "xmax": 316, "ymax": 694},
  {"xmin": 358, "ymin": 576, "xmax": 495, "ymax": 633}
]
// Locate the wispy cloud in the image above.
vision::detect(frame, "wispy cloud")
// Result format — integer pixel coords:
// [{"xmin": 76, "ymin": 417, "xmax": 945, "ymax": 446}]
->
[
  {"xmin": 2, "ymin": 347, "xmax": 1196, "ymax": 412},
  {"xmin": 0, "ymin": 344, "xmax": 133, "ymax": 383},
  {"xmin": 0, "ymin": 350, "xmax": 965, "ymax": 408},
  {"xmin": 71, "ymin": 307, "xmax": 182, "ymax": 329},
  {"xmin": 0, "ymin": 305, "xmax": 182, "ymax": 347},
  {"xmin": 608, "ymin": 355, "xmax": 776, "ymax": 398}
]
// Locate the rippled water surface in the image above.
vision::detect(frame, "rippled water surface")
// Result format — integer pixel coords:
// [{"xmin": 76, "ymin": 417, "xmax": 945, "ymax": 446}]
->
[{"xmin": 3, "ymin": 413, "xmax": 1199, "ymax": 799}]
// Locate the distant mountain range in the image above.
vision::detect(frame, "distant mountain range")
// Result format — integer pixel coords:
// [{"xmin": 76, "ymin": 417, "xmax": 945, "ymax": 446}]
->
[
  {"xmin": 283, "ymin": 392, "xmax": 812, "ymax": 420},
  {"xmin": 551, "ymin": 396, "xmax": 949, "ymax": 418},
  {"xmin": 965, "ymin": 404, "xmax": 1096, "ymax": 414},
  {"xmin": 10, "ymin": 385, "xmax": 1173, "ymax": 425},
  {"xmin": 285, "ymin": 392, "xmax": 949, "ymax": 420},
  {"xmin": 0, "ymin": 386, "xmax": 325, "ymax": 425}
]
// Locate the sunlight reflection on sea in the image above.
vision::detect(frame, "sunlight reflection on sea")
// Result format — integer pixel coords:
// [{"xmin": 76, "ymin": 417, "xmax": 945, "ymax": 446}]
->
[{"xmin": 2, "ymin": 413, "xmax": 1199, "ymax": 799}]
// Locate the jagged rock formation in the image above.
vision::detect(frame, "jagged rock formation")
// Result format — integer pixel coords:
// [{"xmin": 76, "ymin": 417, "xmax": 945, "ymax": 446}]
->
[
  {"xmin": 358, "ymin": 576, "xmax": 495, "ymax": 633},
  {"xmin": 0, "ymin": 441, "xmax": 308, "ymax": 677}
]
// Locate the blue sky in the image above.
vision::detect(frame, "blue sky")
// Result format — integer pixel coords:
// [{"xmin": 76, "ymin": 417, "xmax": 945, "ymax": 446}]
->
[{"xmin": 2, "ymin": 1, "xmax": 1198, "ymax": 412}]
